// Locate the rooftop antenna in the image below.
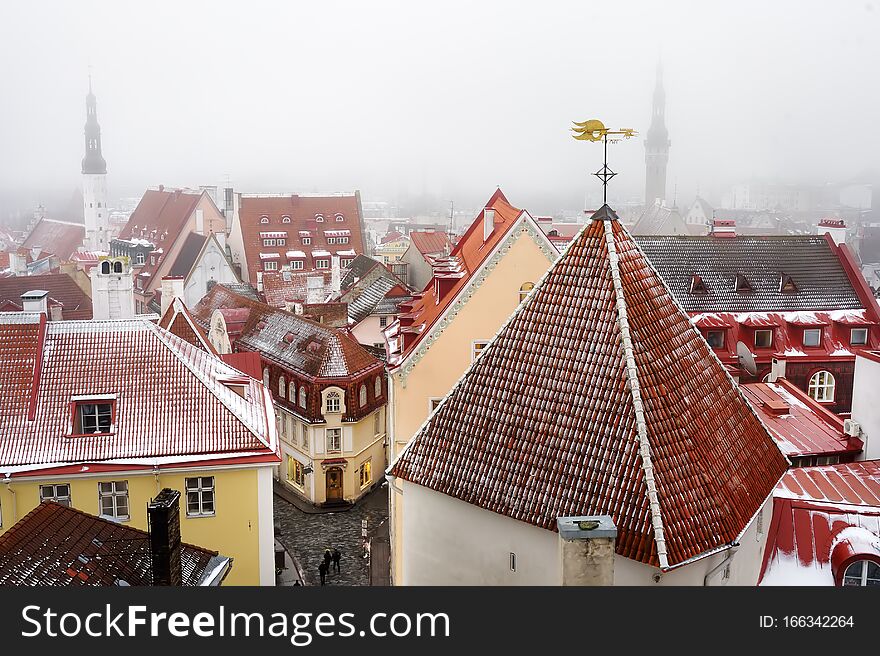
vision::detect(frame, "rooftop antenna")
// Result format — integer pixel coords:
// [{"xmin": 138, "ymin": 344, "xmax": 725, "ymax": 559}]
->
[{"xmin": 571, "ymin": 120, "xmax": 638, "ymax": 205}]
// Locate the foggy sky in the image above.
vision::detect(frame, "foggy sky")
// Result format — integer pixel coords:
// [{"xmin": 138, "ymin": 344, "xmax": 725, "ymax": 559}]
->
[{"xmin": 1, "ymin": 0, "xmax": 878, "ymax": 215}]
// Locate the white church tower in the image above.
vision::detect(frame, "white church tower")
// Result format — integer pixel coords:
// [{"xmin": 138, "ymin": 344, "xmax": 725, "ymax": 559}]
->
[
  {"xmin": 82, "ymin": 76, "xmax": 110, "ymax": 252},
  {"xmin": 90, "ymin": 256, "xmax": 135, "ymax": 319}
]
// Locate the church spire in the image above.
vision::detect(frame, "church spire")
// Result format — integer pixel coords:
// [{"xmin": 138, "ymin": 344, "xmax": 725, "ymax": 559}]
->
[
  {"xmin": 644, "ymin": 61, "xmax": 670, "ymax": 206},
  {"xmin": 82, "ymin": 77, "xmax": 107, "ymax": 175}
]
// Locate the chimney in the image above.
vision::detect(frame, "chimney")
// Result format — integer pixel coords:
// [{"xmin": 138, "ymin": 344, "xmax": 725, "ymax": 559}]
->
[
  {"xmin": 195, "ymin": 209, "xmax": 204, "ymax": 235},
  {"xmin": 49, "ymin": 304, "xmax": 63, "ymax": 321},
  {"xmin": 331, "ymin": 254, "xmax": 341, "ymax": 294},
  {"xmin": 712, "ymin": 219, "xmax": 736, "ymax": 238},
  {"xmin": 90, "ymin": 256, "xmax": 135, "ymax": 320},
  {"xmin": 483, "ymin": 208, "xmax": 495, "ymax": 241},
  {"xmin": 9, "ymin": 251, "xmax": 28, "ymax": 275},
  {"xmin": 768, "ymin": 357, "xmax": 786, "ymax": 382},
  {"xmin": 557, "ymin": 515, "xmax": 617, "ymax": 586},
  {"xmin": 148, "ymin": 488, "xmax": 183, "ymax": 586},
  {"xmin": 818, "ymin": 218, "xmax": 847, "ymax": 246},
  {"xmin": 306, "ymin": 275, "xmax": 324, "ymax": 304},
  {"xmin": 20, "ymin": 290, "xmax": 49, "ymax": 315},
  {"xmin": 160, "ymin": 276, "xmax": 186, "ymax": 317}
]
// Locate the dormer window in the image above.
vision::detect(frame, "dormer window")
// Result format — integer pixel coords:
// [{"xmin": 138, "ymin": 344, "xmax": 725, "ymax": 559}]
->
[
  {"xmin": 803, "ymin": 328, "xmax": 822, "ymax": 347},
  {"xmin": 282, "ymin": 215, "xmax": 291, "ymax": 224},
  {"xmin": 315, "ymin": 259, "xmax": 329, "ymax": 269},
  {"xmin": 734, "ymin": 274, "xmax": 753, "ymax": 294},
  {"xmin": 780, "ymin": 273, "xmax": 798, "ymax": 293},
  {"xmin": 754, "ymin": 329, "xmax": 773, "ymax": 348},
  {"xmin": 136, "ymin": 252, "xmax": 145, "ymax": 265},
  {"xmin": 690, "ymin": 274, "xmax": 708, "ymax": 295},
  {"xmin": 326, "ymin": 391, "xmax": 341, "ymax": 413},
  {"xmin": 315, "ymin": 214, "xmax": 325, "ymax": 223},
  {"xmin": 260, "ymin": 216, "xmax": 270, "ymax": 224},
  {"xmin": 75, "ymin": 401, "xmax": 113, "ymax": 434},
  {"xmin": 302, "ymin": 237, "xmax": 311, "ymax": 245},
  {"xmin": 851, "ymin": 328, "xmax": 868, "ymax": 346},
  {"xmin": 705, "ymin": 330, "xmax": 725, "ymax": 349},
  {"xmin": 335, "ymin": 214, "xmax": 344, "ymax": 222},
  {"xmin": 842, "ymin": 560, "xmax": 880, "ymax": 586}
]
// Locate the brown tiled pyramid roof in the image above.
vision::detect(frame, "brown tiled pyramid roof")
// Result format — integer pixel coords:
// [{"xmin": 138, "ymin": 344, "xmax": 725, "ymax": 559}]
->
[{"xmin": 391, "ymin": 205, "xmax": 788, "ymax": 570}]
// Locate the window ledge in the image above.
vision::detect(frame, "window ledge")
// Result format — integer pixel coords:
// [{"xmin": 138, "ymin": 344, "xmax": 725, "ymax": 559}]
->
[{"xmin": 67, "ymin": 432, "xmax": 116, "ymax": 438}]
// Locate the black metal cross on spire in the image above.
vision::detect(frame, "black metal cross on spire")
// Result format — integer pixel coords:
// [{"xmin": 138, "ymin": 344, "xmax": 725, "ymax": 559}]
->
[{"xmin": 593, "ymin": 138, "xmax": 617, "ymax": 205}]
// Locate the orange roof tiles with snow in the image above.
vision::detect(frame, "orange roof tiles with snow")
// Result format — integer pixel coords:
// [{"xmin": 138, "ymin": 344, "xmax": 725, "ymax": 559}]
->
[{"xmin": 390, "ymin": 205, "xmax": 789, "ymax": 569}]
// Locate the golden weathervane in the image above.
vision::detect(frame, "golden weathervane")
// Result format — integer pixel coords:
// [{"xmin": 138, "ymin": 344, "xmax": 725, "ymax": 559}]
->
[{"xmin": 571, "ymin": 119, "xmax": 638, "ymax": 204}]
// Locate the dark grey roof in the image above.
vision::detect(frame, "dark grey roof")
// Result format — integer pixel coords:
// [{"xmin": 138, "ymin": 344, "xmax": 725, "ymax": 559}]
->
[
  {"xmin": 634, "ymin": 234, "xmax": 864, "ymax": 312},
  {"xmin": 169, "ymin": 232, "xmax": 207, "ymax": 277},
  {"xmin": 341, "ymin": 254, "xmax": 381, "ymax": 290},
  {"xmin": 338, "ymin": 254, "xmax": 411, "ymax": 323},
  {"xmin": 631, "ymin": 203, "xmax": 692, "ymax": 236},
  {"xmin": 218, "ymin": 282, "xmax": 260, "ymax": 300}
]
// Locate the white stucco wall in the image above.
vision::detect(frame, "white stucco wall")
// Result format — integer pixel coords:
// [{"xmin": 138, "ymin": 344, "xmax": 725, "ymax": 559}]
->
[
  {"xmin": 184, "ymin": 238, "xmax": 239, "ymax": 308},
  {"xmin": 351, "ymin": 315, "xmax": 388, "ymax": 349},
  {"xmin": 400, "ymin": 480, "xmax": 774, "ymax": 586},
  {"xmin": 852, "ymin": 353, "xmax": 880, "ymax": 460}
]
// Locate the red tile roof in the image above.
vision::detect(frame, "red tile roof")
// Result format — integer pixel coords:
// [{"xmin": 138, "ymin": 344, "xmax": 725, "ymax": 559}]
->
[
  {"xmin": 384, "ymin": 189, "xmax": 532, "ymax": 366},
  {"xmin": 21, "ymin": 219, "xmax": 85, "ymax": 261},
  {"xmin": 0, "ymin": 273, "xmax": 93, "ymax": 320},
  {"xmin": 0, "ymin": 502, "xmax": 229, "ymax": 586},
  {"xmin": 390, "ymin": 205, "xmax": 789, "ymax": 569},
  {"xmin": 409, "ymin": 230, "xmax": 452, "ymax": 256},
  {"xmin": 158, "ymin": 297, "xmax": 217, "ymax": 354},
  {"xmin": 188, "ymin": 284, "xmax": 380, "ymax": 379},
  {"xmin": 0, "ymin": 314, "xmax": 276, "ymax": 474},
  {"xmin": 741, "ymin": 381, "xmax": 860, "ymax": 459},
  {"xmin": 760, "ymin": 461, "xmax": 880, "ymax": 585},
  {"xmin": 237, "ymin": 193, "xmax": 365, "ymax": 282}
]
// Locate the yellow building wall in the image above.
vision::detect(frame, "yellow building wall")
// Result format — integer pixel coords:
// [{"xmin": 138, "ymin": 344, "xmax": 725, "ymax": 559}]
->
[
  {"xmin": 0, "ymin": 466, "xmax": 265, "ymax": 586},
  {"xmin": 389, "ymin": 228, "xmax": 555, "ymax": 584}
]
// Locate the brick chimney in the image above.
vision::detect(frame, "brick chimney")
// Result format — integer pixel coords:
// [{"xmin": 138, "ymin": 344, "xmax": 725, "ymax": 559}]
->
[
  {"xmin": 712, "ymin": 219, "xmax": 736, "ymax": 238},
  {"xmin": 557, "ymin": 515, "xmax": 617, "ymax": 586},
  {"xmin": 148, "ymin": 488, "xmax": 183, "ymax": 586}
]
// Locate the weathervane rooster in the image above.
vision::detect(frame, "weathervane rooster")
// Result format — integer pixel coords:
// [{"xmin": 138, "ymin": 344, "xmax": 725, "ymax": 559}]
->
[{"xmin": 571, "ymin": 119, "xmax": 638, "ymax": 203}]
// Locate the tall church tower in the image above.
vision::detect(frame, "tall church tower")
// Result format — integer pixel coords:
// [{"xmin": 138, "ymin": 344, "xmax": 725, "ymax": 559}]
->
[
  {"xmin": 82, "ymin": 77, "xmax": 109, "ymax": 251},
  {"xmin": 644, "ymin": 62, "xmax": 670, "ymax": 206}
]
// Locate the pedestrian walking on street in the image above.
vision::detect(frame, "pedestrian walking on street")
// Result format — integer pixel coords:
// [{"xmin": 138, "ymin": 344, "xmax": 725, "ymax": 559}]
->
[
  {"xmin": 318, "ymin": 561, "xmax": 328, "ymax": 585},
  {"xmin": 332, "ymin": 547, "xmax": 341, "ymax": 573},
  {"xmin": 323, "ymin": 548, "xmax": 332, "ymax": 568}
]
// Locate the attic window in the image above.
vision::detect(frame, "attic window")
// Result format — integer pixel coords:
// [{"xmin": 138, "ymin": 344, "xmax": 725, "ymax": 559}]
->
[
  {"xmin": 734, "ymin": 274, "xmax": 753, "ymax": 294},
  {"xmin": 315, "ymin": 214, "xmax": 325, "ymax": 223},
  {"xmin": 690, "ymin": 274, "xmax": 708, "ymax": 295},
  {"xmin": 75, "ymin": 401, "xmax": 113, "ymax": 434},
  {"xmin": 780, "ymin": 274, "xmax": 798, "ymax": 293},
  {"xmin": 260, "ymin": 216, "xmax": 270, "ymax": 224},
  {"xmin": 335, "ymin": 214, "xmax": 344, "ymax": 222},
  {"xmin": 282, "ymin": 215, "xmax": 291, "ymax": 224}
]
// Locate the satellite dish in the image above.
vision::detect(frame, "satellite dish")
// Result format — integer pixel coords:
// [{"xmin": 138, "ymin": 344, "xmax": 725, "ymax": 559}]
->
[{"xmin": 736, "ymin": 341, "xmax": 758, "ymax": 376}]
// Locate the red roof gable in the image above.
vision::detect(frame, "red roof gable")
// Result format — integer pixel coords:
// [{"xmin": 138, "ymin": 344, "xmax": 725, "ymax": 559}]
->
[
  {"xmin": 384, "ymin": 189, "xmax": 528, "ymax": 366},
  {"xmin": 0, "ymin": 273, "xmax": 93, "ymax": 320},
  {"xmin": 0, "ymin": 314, "xmax": 276, "ymax": 473},
  {"xmin": 238, "ymin": 194, "xmax": 365, "ymax": 282},
  {"xmin": 391, "ymin": 205, "xmax": 788, "ymax": 569}
]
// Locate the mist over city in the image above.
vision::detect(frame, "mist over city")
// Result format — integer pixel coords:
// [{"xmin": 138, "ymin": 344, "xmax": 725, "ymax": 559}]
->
[{"xmin": 1, "ymin": 0, "xmax": 878, "ymax": 222}]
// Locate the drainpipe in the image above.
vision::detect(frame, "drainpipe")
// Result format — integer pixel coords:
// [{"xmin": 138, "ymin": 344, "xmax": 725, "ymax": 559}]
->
[
  {"xmin": 704, "ymin": 544, "xmax": 739, "ymax": 586},
  {"xmin": 3, "ymin": 476, "xmax": 17, "ymax": 523},
  {"xmin": 153, "ymin": 467, "xmax": 161, "ymax": 494}
]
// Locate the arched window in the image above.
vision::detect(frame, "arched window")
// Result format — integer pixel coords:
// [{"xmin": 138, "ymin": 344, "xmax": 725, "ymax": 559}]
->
[
  {"xmin": 263, "ymin": 367, "xmax": 270, "ymax": 388},
  {"xmin": 101, "ymin": 261, "xmax": 110, "ymax": 274},
  {"xmin": 359, "ymin": 384, "xmax": 367, "ymax": 408},
  {"xmin": 279, "ymin": 376, "xmax": 286, "ymax": 397},
  {"xmin": 519, "ymin": 282, "xmax": 535, "ymax": 303},
  {"xmin": 113, "ymin": 260, "xmax": 123, "ymax": 273},
  {"xmin": 260, "ymin": 216, "xmax": 270, "ymax": 224},
  {"xmin": 282, "ymin": 215, "xmax": 291, "ymax": 224},
  {"xmin": 808, "ymin": 370, "xmax": 835, "ymax": 402},
  {"xmin": 289, "ymin": 383, "xmax": 296, "ymax": 403},
  {"xmin": 374, "ymin": 376, "xmax": 382, "ymax": 398},
  {"xmin": 326, "ymin": 391, "xmax": 341, "ymax": 413},
  {"xmin": 335, "ymin": 213, "xmax": 344, "ymax": 222},
  {"xmin": 315, "ymin": 214, "xmax": 325, "ymax": 223},
  {"xmin": 299, "ymin": 386, "xmax": 307, "ymax": 407},
  {"xmin": 842, "ymin": 560, "xmax": 880, "ymax": 586}
]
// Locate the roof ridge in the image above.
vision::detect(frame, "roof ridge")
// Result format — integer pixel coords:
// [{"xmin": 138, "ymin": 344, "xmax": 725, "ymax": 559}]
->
[{"xmin": 602, "ymin": 218, "xmax": 669, "ymax": 569}]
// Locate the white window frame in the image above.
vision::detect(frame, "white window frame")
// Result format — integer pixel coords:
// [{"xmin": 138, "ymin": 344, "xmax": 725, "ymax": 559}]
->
[
  {"xmin": 359, "ymin": 384, "xmax": 367, "ymax": 407},
  {"xmin": 279, "ymin": 376, "xmax": 286, "ymax": 397},
  {"xmin": 302, "ymin": 237, "xmax": 311, "ymax": 245},
  {"xmin": 842, "ymin": 560, "xmax": 880, "ymax": 586},
  {"xmin": 185, "ymin": 476, "xmax": 215, "ymax": 517},
  {"xmin": 803, "ymin": 328, "xmax": 822, "ymax": 347},
  {"xmin": 326, "ymin": 391, "xmax": 341, "ymax": 414},
  {"xmin": 299, "ymin": 387, "xmax": 307, "ymax": 407},
  {"xmin": 326, "ymin": 428, "xmax": 342, "ymax": 453},
  {"xmin": 379, "ymin": 316, "xmax": 388, "ymax": 328},
  {"xmin": 40, "ymin": 483, "xmax": 71, "ymax": 507},
  {"xmin": 260, "ymin": 216, "xmax": 269, "ymax": 224},
  {"xmin": 754, "ymin": 329, "xmax": 773, "ymax": 348},
  {"xmin": 98, "ymin": 481, "xmax": 129, "ymax": 520},
  {"xmin": 290, "ymin": 260, "xmax": 304, "ymax": 270},
  {"xmin": 374, "ymin": 376, "xmax": 382, "ymax": 398},
  {"xmin": 301, "ymin": 423, "xmax": 309, "ymax": 448},
  {"xmin": 851, "ymin": 327, "xmax": 868, "ymax": 346},
  {"xmin": 808, "ymin": 370, "xmax": 836, "ymax": 403},
  {"xmin": 705, "ymin": 330, "xmax": 725, "ymax": 349},
  {"xmin": 471, "ymin": 340, "xmax": 489, "ymax": 362},
  {"xmin": 264, "ymin": 261, "xmax": 278, "ymax": 271},
  {"xmin": 429, "ymin": 398, "xmax": 442, "ymax": 413},
  {"xmin": 263, "ymin": 238, "xmax": 276, "ymax": 247},
  {"xmin": 315, "ymin": 259, "xmax": 330, "ymax": 269},
  {"xmin": 136, "ymin": 252, "xmax": 145, "ymax": 265},
  {"xmin": 77, "ymin": 401, "xmax": 113, "ymax": 434}
]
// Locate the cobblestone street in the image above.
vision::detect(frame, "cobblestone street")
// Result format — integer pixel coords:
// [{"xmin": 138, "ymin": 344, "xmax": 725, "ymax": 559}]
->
[{"xmin": 273, "ymin": 482, "xmax": 389, "ymax": 586}]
